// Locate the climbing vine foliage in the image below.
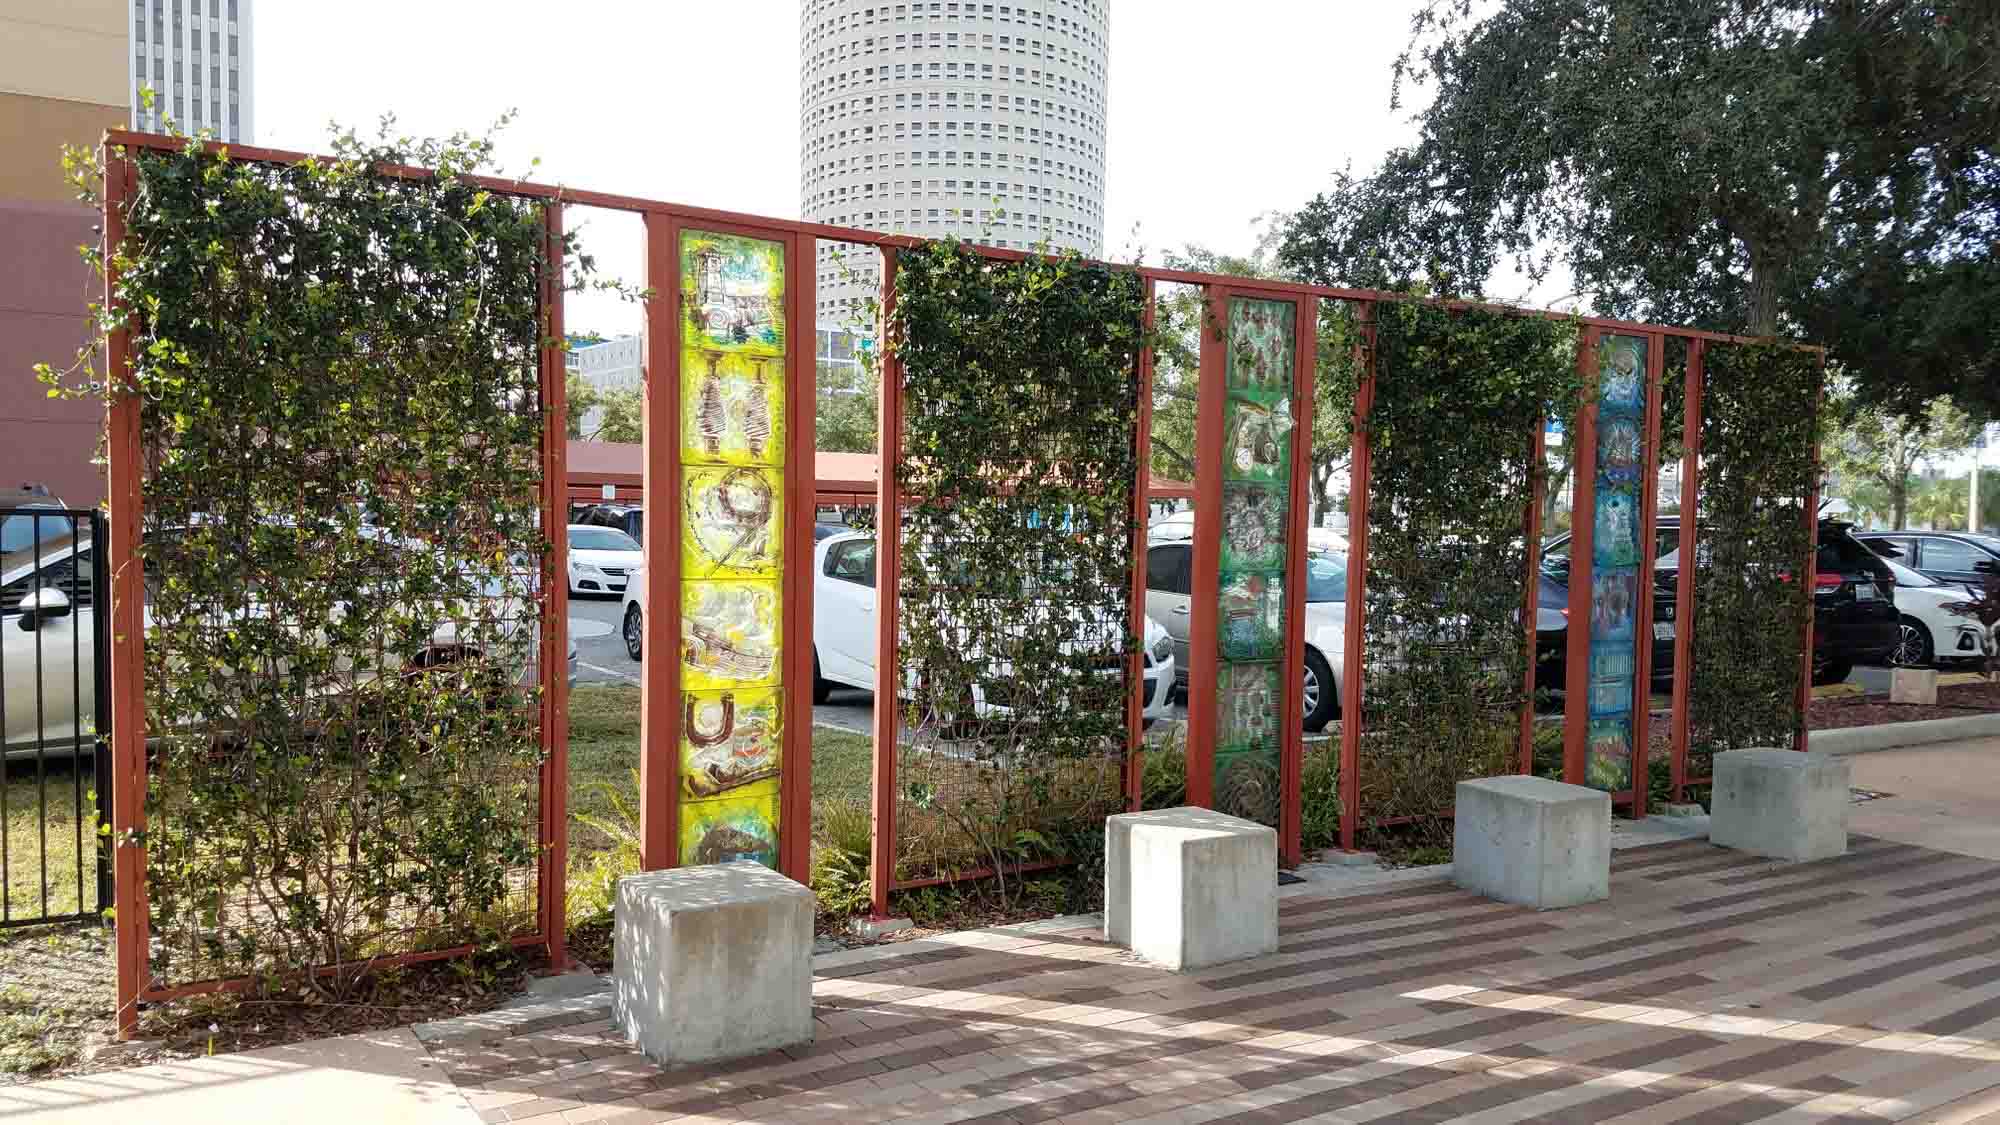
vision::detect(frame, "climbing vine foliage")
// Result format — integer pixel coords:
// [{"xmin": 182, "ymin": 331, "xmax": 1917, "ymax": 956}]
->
[
  {"xmin": 887, "ymin": 241, "xmax": 1143, "ymax": 887},
  {"xmin": 48, "ymin": 129, "xmax": 579, "ymax": 990},
  {"xmin": 1687, "ymin": 341, "xmax": 1820, "ymax": 778},
  {"xmin": 1326, "ymin": 301, "xmax": 1580, "ymax": 833}
]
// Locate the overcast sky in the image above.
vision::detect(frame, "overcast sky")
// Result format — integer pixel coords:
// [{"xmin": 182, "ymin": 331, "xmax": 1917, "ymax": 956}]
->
[{"xmin": 254, "ymin": 1, "xmax": 1468, "ymax": 337}]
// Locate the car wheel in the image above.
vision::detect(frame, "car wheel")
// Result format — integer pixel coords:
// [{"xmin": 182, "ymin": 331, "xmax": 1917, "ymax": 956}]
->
[
  {"xmin": 1302, "ymin": 648, "xmax": 1338, "ymax": 732},
  {"xmin": 1813, "ymin": 657, "xmax": 1853, "ymax": 686},
  {"xmin": 813, "ymin": 649, "xmax": 832, "ymax": 704},
  {"xmin": 1889, "ymin": 616, "xmax": 1933, "ymax": 668},
  {"xmin": 622, "ymin": 603, "xmax": 643, "ymax": 661}
]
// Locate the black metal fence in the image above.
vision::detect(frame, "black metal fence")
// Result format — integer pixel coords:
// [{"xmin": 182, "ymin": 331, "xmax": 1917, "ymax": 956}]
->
[{"xmin": 0, "ymin": 506, "xmax": 111, "ymax": 927}]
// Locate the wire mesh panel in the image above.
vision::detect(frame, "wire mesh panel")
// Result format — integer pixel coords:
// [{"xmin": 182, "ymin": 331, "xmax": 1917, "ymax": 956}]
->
[
  {"xmin": 886, "ymin": 242, "xmax": 1142, "ymax": 886},
  {"xmin": 1335, "ymin": 303, "xmax": 1578, "ymax": 839},
  {"xmin": 119, "ymin": 144, "xmax": 555, "ymax": 990},
  {"xmin": 1686, "ymin": 341, "xmax": 1821, "ymax": 785}
]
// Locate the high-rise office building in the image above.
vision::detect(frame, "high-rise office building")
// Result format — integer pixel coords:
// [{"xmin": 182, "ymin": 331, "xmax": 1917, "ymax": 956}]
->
[
  {"xmin": 799, "ymin": 0, "xmax": 1110, "ymax": 325},
  {"xmin": 130, "ymin": 0, "xmax": 254, "ymax": 143}
]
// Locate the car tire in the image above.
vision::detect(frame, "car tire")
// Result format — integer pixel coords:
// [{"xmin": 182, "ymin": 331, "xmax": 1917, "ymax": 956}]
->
[
  {"xmin": 622, "ymin": 603, "xmax": 642, "ymax": 661},
  {"xmin": 813, "ymin": 650, "xmax": 833, "ymax": 704},
  {"xmin": 1889, "ymin": 616, "xmax": 1934, "ymax": 669},
  {"xmin": 1813, "ymin": 658, "xmax": 1853, "ymax": 686},
  {"xmin": 1303, "ymin": 648, "xmax": 1338, "ymax": 732}
]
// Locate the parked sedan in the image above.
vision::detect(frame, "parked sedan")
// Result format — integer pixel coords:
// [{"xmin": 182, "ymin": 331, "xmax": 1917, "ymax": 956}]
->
[
  {"xmin": 1856, "ymin": 531, "xmax": 2000, "ymax": 592},
  {"xmin": 1, "ymin": 535, "xmax": 577, "ymax": 759},
  {"xmin": 568, "ymin": 525, "xmax": 643, "ymax": 597},
  {"xmin": 1881, "ymin": 556, "xmax": 1989, "ymax": 667},
  {"xmin": 619, "ymin": 531, "xmax": 1179, "ymax": 728}
]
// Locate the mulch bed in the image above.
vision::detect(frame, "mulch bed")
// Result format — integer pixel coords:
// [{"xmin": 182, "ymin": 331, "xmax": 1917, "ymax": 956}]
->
[
  {"xmin": 1807, "ymin": 676, "xmax": 2000, "ymax": 731},
  {"xmin": 0, "ymin": 922, "xmax": 545, "ymax": 1085}
]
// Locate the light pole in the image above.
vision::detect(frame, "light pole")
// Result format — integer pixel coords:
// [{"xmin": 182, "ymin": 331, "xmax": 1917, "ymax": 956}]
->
[{"xmin": 1973, "ymin": 428, "xmax": 1988, "ymax": 534}]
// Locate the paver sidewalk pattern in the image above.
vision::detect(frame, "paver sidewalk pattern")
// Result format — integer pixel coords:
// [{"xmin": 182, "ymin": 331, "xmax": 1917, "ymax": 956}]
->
[{"xmin": 415, "ymin": 835, "xmax": 2000, "ymax": 1124}]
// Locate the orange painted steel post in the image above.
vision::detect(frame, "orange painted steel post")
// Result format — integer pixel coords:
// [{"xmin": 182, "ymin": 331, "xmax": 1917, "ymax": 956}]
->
[
  {"xmin": 1519, "ymin": 422, "xmax": 1547, "ymax": 775},
  {"xmin": 1562, "ymin": 327, "xmax": 1601, "ymax": 784},
  {"xmin": 870, "ymin": 247, "xmax": 904, "ymax": 917},
  {"xmin": 1124, "ymin": 277, "xmax": 1155, "ymax": 812},
  {"xmin": 782, "ymin": 231, "xmax": 817, "ymax": 881},
  {"xmin": 104, "ymin": 147, "xmax": 149, "ymax": 1040},
  {"xmin": 1185, "ymin": 284, "xmax": 1228, "ymax": 809},
  {"xmin": 537, "ymin": 201, "xmax": 571, "ymax": 964},
  {"xmin": 638, "ymin": 214, "xmax": 683, "ymax": 871},
  {"xmin": 1339, "ymin": 300, "xmax": 1375, "ymax": 854},
  {"xmin": 1627, "ymin": 332, "xmax": 1666, "ymax": 818},
  {"xmin": 1278, "ymin": 296, "xmax": 1315, "ymax": 865},
  {"xmin": 1670, "ymin": 340, "xmax": 1704, "ymax": 802},
  {"xmin": 1795, "ymin": 354, "xmax": 1826, "ymax": 753}
]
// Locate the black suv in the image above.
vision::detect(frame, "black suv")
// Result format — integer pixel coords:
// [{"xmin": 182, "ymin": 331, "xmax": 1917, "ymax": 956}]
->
[
  {"xmin": 1653, "ymin": 520, "xmax": 1898, "ymax": 685},
  {"xmin": 573, "ymin": 503, "xmax": 643, "ymax": 544},
  {"xmin": 1535, "ymin": 520, "xmax": 1680, "ymax": 694},
  {"xmin": 1854, "ymin": 531, "xmax": 2000, "ymax": 592}
]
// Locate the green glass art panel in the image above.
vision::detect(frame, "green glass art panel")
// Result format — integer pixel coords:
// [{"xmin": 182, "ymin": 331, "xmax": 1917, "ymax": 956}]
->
[{"xmin": 1213, "ymin": 296, "xmax": 1296, "ymax": 827}]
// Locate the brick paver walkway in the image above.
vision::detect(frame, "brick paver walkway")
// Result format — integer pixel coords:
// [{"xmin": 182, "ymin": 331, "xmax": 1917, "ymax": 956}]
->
[{"xmin": 425, "ymin": 837, "xmax": 2000, "ymax": 1124}]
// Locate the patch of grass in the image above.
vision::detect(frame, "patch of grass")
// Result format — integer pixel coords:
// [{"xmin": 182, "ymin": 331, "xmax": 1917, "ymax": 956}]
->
[{"xmin": 2, "ymin": 761, "xmax": 103, "ymax": 922}]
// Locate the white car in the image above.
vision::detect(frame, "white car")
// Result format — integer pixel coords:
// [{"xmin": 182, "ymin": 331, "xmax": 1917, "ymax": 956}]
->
[
  {"xmin": 1883, "ymin": 556, "xmax": 1989, "ymax": 668},
  {"xmin": 1, "ymin": 535, "xmax": 578, "ymax": 759},
  {"xmin": 1145, "ymin": 540, "xmax": 1349, "ymax": 732},
  {"xmin": 618, "ymin": 529, "xmax": 1179, "ymax": 728},
  {"xmin": 568, "ymin": 525, "xmax": 643, "ymax": 597}
]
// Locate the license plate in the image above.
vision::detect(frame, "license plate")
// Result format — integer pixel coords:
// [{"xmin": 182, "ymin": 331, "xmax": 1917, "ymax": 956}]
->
[
  {"xmin": 1856, "ymin": 585, "xmax": 1879, "ymax": 601},
  {"xmin": 1653, "ymin": 622, "xmax": 1674, "ymax": 640}
]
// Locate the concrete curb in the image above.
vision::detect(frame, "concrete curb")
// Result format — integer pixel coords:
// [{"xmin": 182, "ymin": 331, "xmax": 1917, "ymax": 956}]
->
[{"xmin": 1809, "ymin": 712, "xmax": 2000, "ymax": 757}]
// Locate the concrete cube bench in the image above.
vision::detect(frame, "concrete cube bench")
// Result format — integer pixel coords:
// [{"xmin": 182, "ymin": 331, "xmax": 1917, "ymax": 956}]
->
[
  {"xmin": 1454, "ymin": 776, "xmax": 1610, "ymax": 910},
  {"xmin": 613, "ymin": 862, "xmax": 814, "ymax": 1066},
  {"xmin": 1710, "ymin": 748, "xmax": 1849, "ymax": 862},
  {"xmin": 1105, "ymin": 806, "xmax": 1277, "ymax": 971}
]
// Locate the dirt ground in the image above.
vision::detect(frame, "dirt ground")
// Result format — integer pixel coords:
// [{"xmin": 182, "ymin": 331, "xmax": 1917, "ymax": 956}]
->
[{"xmin": 1807, "ymin": 676, "xmax": 2000, "ymax": 730}]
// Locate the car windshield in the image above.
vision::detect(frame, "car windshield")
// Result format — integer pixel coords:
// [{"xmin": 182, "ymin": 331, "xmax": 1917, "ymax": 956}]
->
[
  {"xmin": 570, "ymin": 528, "xmax": 640, "ymax": 552},
  {"xmin": 0, "ymin": 508, "xmax": 68, "ymax": 553},
  {"xmin": 1971, "ymin": 535, "xmax": 2000, "ymax": 556},
  {"xmin": 1884, "ymin": 558, "xmax": 1933, "ymax": 588},
  {"xmin": 1305, "ymin": 553, "xmax": 1345, "ymax": 603}
]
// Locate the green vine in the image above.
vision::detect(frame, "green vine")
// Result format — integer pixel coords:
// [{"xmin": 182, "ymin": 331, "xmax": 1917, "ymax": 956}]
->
[
  {"xmin": 1687, "ymin": 340, "xmax": 1820, "ymax": 778},
  {"xmin": 887, "ymin": 240, "xmax": 1143, "ymax": 894},
  {"xmin": 1326, "ymin": 301, "xmax": 1580, "ymax": 833},
  {"xmin": 42, "ymin": 124, "xmax": 603, "ymax": 993}
]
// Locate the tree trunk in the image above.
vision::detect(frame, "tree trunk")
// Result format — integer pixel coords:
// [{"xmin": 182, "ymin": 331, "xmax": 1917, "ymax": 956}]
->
[
  {"xmin": 1892, "ymin": 480, "xmax": 1908, "ymax": 530},
  {"xmin": 1746, "ymin": 246, "xmax": 1782, "ymax": 337}
]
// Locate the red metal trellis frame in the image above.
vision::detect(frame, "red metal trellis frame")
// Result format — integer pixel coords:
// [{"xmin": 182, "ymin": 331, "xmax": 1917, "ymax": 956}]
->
[
  {"xmin": 1280, "ymin": 299, "xmax": 1317, "ymax": 866},
  {"xmin": 1124, "ymin": 277, "xmax": 1157, "ymax": 813},
  {"xmin": 1795, "ymin": 356, "xmax": 1828, "ymax": 753},
  {"xmin": 1563, "ymin": 327, "xmax": 1602, "ymax": 784},
  {"xmin": 537, "ymin": 202, "xmax": 572, "ymax": 966},
  {"xmin": 96, "ymin": 127, "xmax": 1830, "ymax": 989},
  {"xmin": 1186, "ymin": 284, "xmax": 1226, "ymax": 810},
  {"xmin": 869, "ymin": 247, "xmax": 904, "ymax": 919},
  {"xmin": 1628, "ymin": 332, "xmax": 1667, "ymax": 818},
  {"xmin": 638, "ymin": 213, "xmax": 682, "ymax": 873},
  {"xmin": 1338, "ymin": 300, "xmax": 1376, "ymax": 855},
  {"xmin": 100, "ymin": 137, "xmax": 577, "ymax": 1034}
]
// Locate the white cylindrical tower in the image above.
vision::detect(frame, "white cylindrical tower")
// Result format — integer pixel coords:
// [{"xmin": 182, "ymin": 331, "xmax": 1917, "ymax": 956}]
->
[{"xmin": 799, "ymin": 0, "xmax": 1111, "ymax": 327}]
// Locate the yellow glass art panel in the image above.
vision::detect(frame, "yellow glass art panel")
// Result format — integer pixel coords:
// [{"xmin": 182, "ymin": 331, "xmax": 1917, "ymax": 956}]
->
[
  {"xmin": 681, "ymin": 349, "xmax": 788, "ymax": 468},
  {"xmin": 678, "ymin": 778, "xmax": 779, "ymax": 868},
  {"xmin": 679, "ymin": 686, "xmax": 782, "ymax": 802},
  {"xmin": 683, "ymin": 464, "xmax": 783, "ymax": 580},
  {"xmin": 681, "ymin": 230, "xmax": 785, "ymax": 357},
  {"xmin": 681, "ymin": 578, "xmax": 781, "ymax": 692}
]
